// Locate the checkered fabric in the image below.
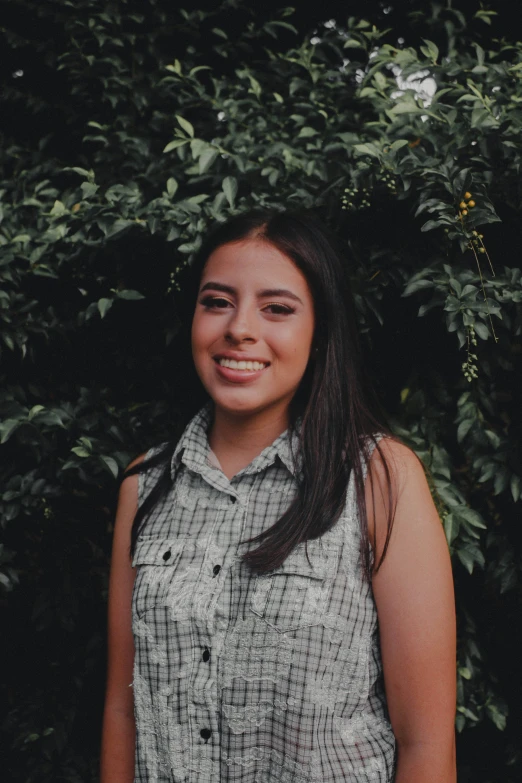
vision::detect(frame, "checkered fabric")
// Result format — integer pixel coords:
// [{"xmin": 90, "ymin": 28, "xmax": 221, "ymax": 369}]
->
[{"xmin": 131, "ymin": 404, "xmax": 396, "ymax": 782}]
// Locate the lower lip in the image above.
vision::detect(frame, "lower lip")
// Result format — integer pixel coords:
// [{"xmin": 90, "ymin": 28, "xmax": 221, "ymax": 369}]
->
[{"xmin": 214, "ymin": 361, "xmax": 269, "ymax": 383}]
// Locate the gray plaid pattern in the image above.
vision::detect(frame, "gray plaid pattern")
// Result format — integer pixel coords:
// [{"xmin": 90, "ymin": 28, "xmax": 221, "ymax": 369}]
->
[{"xmin": 132, "ymin": 405, "xmax": 396, "ymax": 782}]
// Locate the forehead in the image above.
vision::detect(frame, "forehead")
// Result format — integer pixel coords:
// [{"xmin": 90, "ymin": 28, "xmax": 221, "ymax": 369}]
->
[{"xmin": 201, "ymin": 239, "xmax": 310, "ymax": 291}]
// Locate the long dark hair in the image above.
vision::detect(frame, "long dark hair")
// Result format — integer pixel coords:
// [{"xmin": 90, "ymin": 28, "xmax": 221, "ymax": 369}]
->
[{"xmin": 125, "ymin": 209, "xmax": 397, "ymax": 577}]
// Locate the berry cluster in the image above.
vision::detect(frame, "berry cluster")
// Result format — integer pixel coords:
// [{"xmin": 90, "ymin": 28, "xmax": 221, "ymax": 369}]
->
[
  {"xmin": 469, "ymin": 229, "xmax": 486, "ymax": 254},
  {"xmin": 458, "ymin": 191, "xmax": 476, "ymax": 217},
  {"xmin": 379, "ymin": 170, "xmax": 397, "ymax": 195},
  {"xmin": 462, "ymin": 325, "xmax": 479, "ymax": 382},
  {"xmin": 341, "ymin": 186, "xmax": 370, "ymax": 211}
]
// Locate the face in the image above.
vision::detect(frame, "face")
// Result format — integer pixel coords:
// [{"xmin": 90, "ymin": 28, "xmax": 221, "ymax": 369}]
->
[{"xmin": 191, "ymin": 238, "xmax": 315, "ymax": 424}]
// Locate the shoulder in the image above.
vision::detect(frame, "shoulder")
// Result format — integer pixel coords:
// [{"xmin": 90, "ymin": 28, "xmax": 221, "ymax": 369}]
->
[
  {"xmin": 119, "ymin": 452, "xmax": 147, "ymax": 500},
  {"xmin": 364, "ymin": 435, "xmax": 431, "ymax": 555},
  {"xmin": 366, "ymin": 434, "xmax": 426, "ymax": 499}
]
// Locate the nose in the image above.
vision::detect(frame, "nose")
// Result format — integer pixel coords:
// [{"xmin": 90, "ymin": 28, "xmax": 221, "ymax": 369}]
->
[{"xmin": 224, "ymin": 303, "xmax": 258, "ymax": 344}]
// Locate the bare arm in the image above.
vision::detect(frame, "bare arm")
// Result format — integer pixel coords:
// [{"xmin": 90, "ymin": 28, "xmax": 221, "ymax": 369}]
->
[
  {"xmin": 100, "ymin": 455, "xmax": 144, "ymax": 783},
  {"xmin": 366, "ymin": 440, "xmax": 457, "ymax": 783}
]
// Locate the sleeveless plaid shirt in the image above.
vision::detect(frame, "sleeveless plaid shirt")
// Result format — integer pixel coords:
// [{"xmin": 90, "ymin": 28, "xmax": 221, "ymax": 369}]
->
[{"xmin": 131, "ymin": 405, "xmax": 396, "ymax": 782}]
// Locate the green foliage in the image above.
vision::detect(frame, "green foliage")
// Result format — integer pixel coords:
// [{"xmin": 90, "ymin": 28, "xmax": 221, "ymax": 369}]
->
[{"xmin": 1, "ymin": 1, "xmax": 521, "ymax": 780}]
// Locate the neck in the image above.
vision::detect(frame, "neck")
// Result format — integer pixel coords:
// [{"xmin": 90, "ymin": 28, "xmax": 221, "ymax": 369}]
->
[{"xmin": 208, "ymin": 405, "xmax": 290, "ymax": 479}]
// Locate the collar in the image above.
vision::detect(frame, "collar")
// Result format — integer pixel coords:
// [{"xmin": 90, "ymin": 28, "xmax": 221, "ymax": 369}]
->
[{"xmin": 170, "ymin": 403, "xmax": 302, "ymax": 480}]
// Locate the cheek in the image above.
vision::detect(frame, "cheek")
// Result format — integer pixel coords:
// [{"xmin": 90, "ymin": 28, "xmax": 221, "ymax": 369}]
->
[
  {"xmin": 276, "ymin": 328, "xmax": 313, "ymax": 369},
  {"xmin": 190, "ymin": 317, "xmax": 210, "ymax": 370},
  {"xmin": 192, "ymin": 313, "xmax": 212, "ymax": 349}
]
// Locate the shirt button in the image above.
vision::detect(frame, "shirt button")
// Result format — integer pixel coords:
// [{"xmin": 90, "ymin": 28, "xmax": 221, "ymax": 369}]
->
[
  {"xmin": 202, "ymin": 647, "xmax": 210, "ymax": 662},
  {"xmin": 162, "ymin": 550, "xmax": 171, "ymax": 562},
  {"xmin": 212, "ymin": 564, "xmax": 221, "ymax": 577},
  {"xmin": 200, "ymin": 728, "xmax": 211, "ymax": 742}
]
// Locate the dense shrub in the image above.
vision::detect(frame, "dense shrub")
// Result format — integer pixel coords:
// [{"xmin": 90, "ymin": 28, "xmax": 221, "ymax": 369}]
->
[{"xmin": 1, "ymin": 1, "xmax": 520, "ymax": 780}]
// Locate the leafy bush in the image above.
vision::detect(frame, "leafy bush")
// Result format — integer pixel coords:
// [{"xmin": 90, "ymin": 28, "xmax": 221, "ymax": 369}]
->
[{"xmin": 1, "ymin": 1, "xmax": 521, "ymax": 780}]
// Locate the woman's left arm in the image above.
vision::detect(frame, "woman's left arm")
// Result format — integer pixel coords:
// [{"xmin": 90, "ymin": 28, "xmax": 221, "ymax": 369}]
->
[{"xmin": 366, "ymin": 439, "xmax": 457, "ymax": 783}]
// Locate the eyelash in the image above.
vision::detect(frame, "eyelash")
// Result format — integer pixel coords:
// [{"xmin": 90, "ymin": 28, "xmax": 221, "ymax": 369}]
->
[{"xmin": 199, "ymin": 296, "xmax": 295, "ymax": 315}]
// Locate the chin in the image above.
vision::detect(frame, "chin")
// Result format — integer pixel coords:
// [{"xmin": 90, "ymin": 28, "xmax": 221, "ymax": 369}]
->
[{"xmin": 214, "ymin": 395, "xmax": 265, "ymax": 416}]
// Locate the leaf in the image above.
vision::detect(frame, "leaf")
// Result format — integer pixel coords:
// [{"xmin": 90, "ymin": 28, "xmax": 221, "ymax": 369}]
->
[
  {"xmin": 71, "ymin": 446, "xmax": 90, "ymax": 458},
  {"xmin": 458, "ymin": 507, "xmax": 487, "ymax": 529},
  {"xmin": 222, "ymin": 176, "xmax": 238, "ymax": 208},
  {"xmin": 461, "ymin": 285, "xmax": 477, "ymax": 298},
  {"xmin": 186, "ymin": 194, "xmax": 209, "ymax": 205},
  {"xmin": 297, "ymin": 127, "xmax": 318, "ymax": 138},
  {"xmin": 403, "ymin": 279, "xmax": 433, "ymax": 295},
  {"xmin": 388, "ymin": 139, "xmax": 409, "ymax": 152},
  {"xmin": 98, "ymin": 298, "xmax": 113, "ymax": 318},
  {"xmin": 175, "ymin": 115, "xmax": 195, "ymax": 137},
  {"xmin": 265, "ymin": 20, "xmax": 298, "ymax": 34},
  {"xmin": 28, "ymin": 405, "xmax": 45, "ymax": 420},
  {"xmin": 473, "ymin": 322, "xmax": 489, "ymax": 340},
  {"xmin": 166, "ymin": 177, "xmax": 178, "ymax": 196},
  {"xmin": 457, "ymin": 419, "xmax": 473, "ymax": 443},
  {"xmin": 100, "ymin": 455, "xmax": 119, "ymax": 479},
  {"xmin": 163, "ymin": 139, "xmax": 189, "ymax": 153},
  {"xmin": 0, "ymin": 419, "xmax": 21, "ymax": 444},
  {"xmin": 373, "ymin": 72, "xmax": 387, "ymax": 91},
  {"xmin": 50, "ymin": 200, "xmax": 67, "ymax": 217},
  {"xmin": 388, "ymin": 100, "xmax": 421, "ymax": 115},
  {"xmin": 117, "ymin": 289, "xmax": 145, "ymax": 300},
  {"xmin": 486, "ymin": 704, "xmax": 507, "ymax": 731},
  {"xmin": 457, "ymin": 549, "xmax": 476, "ymax": 574},
  {"xmin": 421, "ymin": 219, "xmax": 444, "ymax": 233},
  {"xmin": 178, "ymin": 243, "xmax": 196, "ymax": 254},
  {"xmin": 353, "ymin": 143, "xmax": 381, "ymax": 159},
  {"xmin": 420, "ymin": 39, "xmax": 439, "ymax": 62},
  {"xmin": 81, "ymin": 182, "xmax": 99, "ymax": 199},
  {"xmin": 190, "ymin": 138, "xmax": 208, "ymax": 159},
  {"xmin": 198, "ymin": 148, "xmax": 218, "ymax": 174},
  {"xmin": 63, "ymin": 166, "xmax": 92, "ymax": 179},
  {"xmin": 444, "ymin": 514, "xmax": 459, "ymax": 546}
]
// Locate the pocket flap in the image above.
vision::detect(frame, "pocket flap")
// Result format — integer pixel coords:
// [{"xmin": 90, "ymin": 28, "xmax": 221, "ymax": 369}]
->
[
  {"xmin": 132, "ymin": 537, "xmax": 185, "ymax": 567},
  {"xmin": 268, "ymin": 542, "xmax": 340, "ymax": 580}
]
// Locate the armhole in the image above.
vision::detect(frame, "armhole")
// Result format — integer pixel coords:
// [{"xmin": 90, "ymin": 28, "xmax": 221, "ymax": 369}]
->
[
  {"xmin": 361, "ymin": 432, "xmax": 387, "ymax": 482},
  {"xmin": 137, "ymin": 444, "xmax": 169, "ymax": 509},
  {"xmin": 361, "ymin": 432, "xmax": 388, "ymax": 570}
]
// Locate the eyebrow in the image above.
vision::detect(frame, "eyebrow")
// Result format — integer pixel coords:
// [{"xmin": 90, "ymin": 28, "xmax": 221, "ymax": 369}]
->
[{"xmin": 199, "ymin": 281, "xmax": 303, "ymax": 304}]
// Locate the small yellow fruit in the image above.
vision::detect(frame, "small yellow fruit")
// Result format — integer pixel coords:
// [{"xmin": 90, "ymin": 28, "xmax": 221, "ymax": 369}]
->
[
  {"xmin": 72, "ymin": 203, "xmax": 81, "ymax": 213},
  {"xmin": 468, "ymin": 199, "xmax": 476, "ymax": 208},
  {"xmin": 464, "ymin": 191, "xmax": 472, "ymax": 199},
  {"xmin": 461, "ymin": 209, "xmax": 468, "ymax": 216},
  {"xmin": 459, "ymin": 201, "xmax": 467, "ymax": 209}
]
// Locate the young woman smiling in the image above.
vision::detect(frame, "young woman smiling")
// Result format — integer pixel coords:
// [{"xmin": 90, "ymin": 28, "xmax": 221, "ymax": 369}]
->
[{"xmin": 101, "ymin": 210, "xmax": 456, "ymax": 782}]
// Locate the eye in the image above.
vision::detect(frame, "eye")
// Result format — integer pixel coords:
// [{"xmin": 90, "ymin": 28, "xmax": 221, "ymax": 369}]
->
[
  {"xmin": 263, "ymin": 302, "xmax": 295, "ymax": 315},
  {"xmin": 199, "ymin": 295, "xmax": 232, "ymax": 309}
]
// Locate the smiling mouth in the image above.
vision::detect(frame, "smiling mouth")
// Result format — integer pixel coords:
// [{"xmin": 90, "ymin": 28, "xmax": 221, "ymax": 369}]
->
[{"xmin": 215, "ymin": 357, "xmax": 269, "ymax": 372}]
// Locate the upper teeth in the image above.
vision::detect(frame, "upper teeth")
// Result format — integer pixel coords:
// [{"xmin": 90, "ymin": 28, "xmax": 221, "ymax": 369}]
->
[{"xmin": 218, "ymin": 358, "xmax": 267, "ymax": 371}]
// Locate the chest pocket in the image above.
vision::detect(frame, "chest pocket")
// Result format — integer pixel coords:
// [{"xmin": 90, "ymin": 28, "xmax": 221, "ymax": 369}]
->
[
  {"xmin": 132, "ymin": 537, "xmax": 188, "ymax": 620},
  {"xmin": 132, "ymin": 535, "xmax": 228, "ymax": 622},
  {"xmin": 250, "ymin": 543, "xmax": 340, "ymax": 633}
]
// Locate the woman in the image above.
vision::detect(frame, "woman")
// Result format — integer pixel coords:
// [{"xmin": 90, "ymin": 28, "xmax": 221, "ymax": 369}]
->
[{"xmin": 100, "ymin": 210, "xmax": 456, "ymax": 782}]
